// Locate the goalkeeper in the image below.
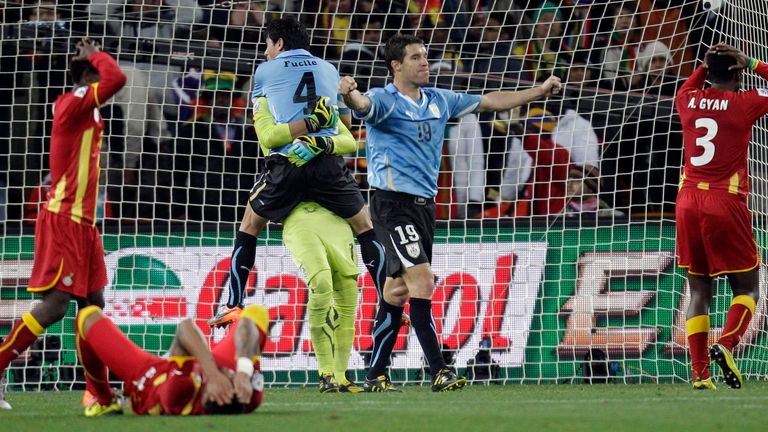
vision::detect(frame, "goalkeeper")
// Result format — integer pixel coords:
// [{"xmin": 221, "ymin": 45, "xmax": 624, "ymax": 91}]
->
[{"xmin": 254, "ymin": 98, "xmax": 361, "ymax": 393}]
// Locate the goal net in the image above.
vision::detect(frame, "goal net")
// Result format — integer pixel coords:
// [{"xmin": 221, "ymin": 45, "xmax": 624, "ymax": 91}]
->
[{"xmin": 1, "ymin": 0, "xmax": 767, "ymax": 391}]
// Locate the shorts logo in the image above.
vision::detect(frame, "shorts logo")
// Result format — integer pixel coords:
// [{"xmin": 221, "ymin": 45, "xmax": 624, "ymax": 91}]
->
[
  {"xmin": 62, "ymin": 273, "xmax": 74, "ymax": 287},
  {"xmin": 405, "ymin": 243, "xmax": 421, "ymax": 259}
]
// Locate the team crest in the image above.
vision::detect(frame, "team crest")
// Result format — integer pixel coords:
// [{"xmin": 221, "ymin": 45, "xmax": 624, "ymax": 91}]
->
[
  {"xmin": 62, "ymin": 273, "xmax": 74, "ymax": 287},
  {"xmin": 405, "ymin": 242, "xmax": 421, "ymax": 259},
  {"xmin": 429, "ymin": 103, "xmax": 441, "ymax": 118}
]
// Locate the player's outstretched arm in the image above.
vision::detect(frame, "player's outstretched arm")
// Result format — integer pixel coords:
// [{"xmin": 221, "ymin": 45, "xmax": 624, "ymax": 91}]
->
[
  {"xmin": 478, "ymin": 76, "xmax": 561, "ymax": 112},
  {"xmin": 171, "ymin": 319, "xmax": 234, "ymax": 406},
  {"xmin": 339, "ymin": 76, "xmax": 372, "ymax": 115}
]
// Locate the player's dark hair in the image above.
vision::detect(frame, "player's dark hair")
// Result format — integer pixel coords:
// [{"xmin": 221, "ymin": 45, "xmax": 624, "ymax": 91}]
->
[
  {"xmin": 265, "ymin": 16, "xmax": 310, "ymax": 51},
  {"xmin": 69, "ymin": 59, "xmax": 98, "ymax": 85},
  {"xmin": 384, "ymin": 33, "xmax": 424, "ymax": 76},
  {"xmin": 204, "ymin": 400, "xmax": 246, "ymax": 415},
  {"xmin": 707, "ymin": 54, "xmax": 739, "ymax": 84}
]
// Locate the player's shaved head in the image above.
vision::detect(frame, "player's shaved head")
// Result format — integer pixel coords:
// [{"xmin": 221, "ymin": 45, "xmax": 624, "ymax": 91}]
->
[{"xmin": 707, "ymin": 53, "xmax": 739, "ymax": 84}]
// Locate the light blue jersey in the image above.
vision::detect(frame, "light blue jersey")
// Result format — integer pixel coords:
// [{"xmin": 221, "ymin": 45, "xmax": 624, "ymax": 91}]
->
[
  {"xmin": 251, "ymin": 49, "xmax": 341, "ymax": 155},
  {"xmin": 355, "ymin": 83, "xmax": 481, "ymax": 198}
]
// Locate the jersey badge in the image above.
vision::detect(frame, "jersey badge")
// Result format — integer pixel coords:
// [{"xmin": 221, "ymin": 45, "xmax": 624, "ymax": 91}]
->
[
  {"xmin": 406, "ymin": 242, "xmax": 421, "ymax": 259},
  {"xmin": 74, "ymin": 86, "xmax": 88, "ymax": 98},
  {"xmin": 62, "ymin": 273, "xmax": 74, "ymax": 287},
  {"xmin": 429, "ymin": 103, "xmax": 440, "ymax": 118}
]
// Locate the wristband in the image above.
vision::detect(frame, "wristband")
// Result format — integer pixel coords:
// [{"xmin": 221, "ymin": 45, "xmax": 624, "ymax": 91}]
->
[
  {"xmin": 237, "ymin": 357, "xmax": 254, "ymax": 376},
  {"xmin": 749, "ymin": 57, "xmax": 760, "ymax": 71}
]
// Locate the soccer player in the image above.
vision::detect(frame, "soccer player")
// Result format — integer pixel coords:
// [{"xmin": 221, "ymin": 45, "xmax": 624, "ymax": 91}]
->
[
  {"xmin": 251, "ymin": 96, "xmax": 361, "ymax": 392},
  {"xmin": 75, "ymin": 304, "xmax": 268, "ymax": 415},
  {"xmin": 339, "ymin": 33, "xmax": 561, "ymax": 392},
  {"xmin": 0, "ymin": 38, "xmax": 126, "ymax": 410},
  {"xmin": 209, "ymin": 17, "xmax": 386, "ymax": 328},
  {"xmin": 675, "ymin": 42, "xmax": 766, "ymax": 390}
]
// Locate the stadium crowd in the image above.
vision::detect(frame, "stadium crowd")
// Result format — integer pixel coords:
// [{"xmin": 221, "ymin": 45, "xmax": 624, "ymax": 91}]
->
[{"xmin": 0, "ymin": 0, "xmax": 714, "ymax": 225}]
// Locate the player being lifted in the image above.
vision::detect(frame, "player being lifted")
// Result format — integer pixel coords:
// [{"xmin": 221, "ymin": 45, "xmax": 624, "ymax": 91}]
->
[
  {"xmin": 0, "ymin": 38, "xmax": 126, "ymax": 411},
  {"xmin": 675, "ymin": 42, "xmax": 765, "ymax": 390},
  {"xmin": 209, "ymin": 17, "xmax": 386, "ymax": 330},
  {"xmin": 75, "ymin": 304, "xmax": 268, "ymax": 415},
  {"xmin": 339, "ymin": 33, "xmax": 561, "ymax": 392},
  {"xmin": 252, "ymin": 97, "xmax": 362, "ymax": 392}
]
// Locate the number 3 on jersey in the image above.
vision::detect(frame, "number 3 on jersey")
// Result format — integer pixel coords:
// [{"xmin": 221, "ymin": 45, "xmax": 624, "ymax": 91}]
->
[{"xmin": 691, "ymin": 117, "xmax": 718, "ymax": 166}]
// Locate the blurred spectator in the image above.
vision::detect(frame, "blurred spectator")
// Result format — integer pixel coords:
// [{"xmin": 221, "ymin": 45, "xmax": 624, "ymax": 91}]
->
[
  {"xmin": 592, "ymin": 3, "xmax": 643, "ymax": 91},
  {"xmin": 513, "ymin": 2, "xmax": 571, "ymax": 82},
  {"xmin": 339, "ymin": 16, "xmax": 386, "ymax": 91},
  {"xmin": 470, "ymin": 11, "xmax": 521, "ymax": 83},
  {"xmin": 312, "ymin": 0, "xmax": 354, "ymax": 59},
  {"xmin": 164, "ymin": 70, "xmax": 256, "ymax": 222},
  {"xmin": 447, "ymin": 114, "xmax": 486, "ymax": 219},
  {"xmin": 202, "ymin": 0, "xmax": 267, "ymax": 54},
  {"xmin": 485, "ymin": 108, "xmax": 571, "ymax": 217},
  {"xmin": 635, "ymin": 41, "xmax": 680, "ymax": 96},
  {"xmin": 564, "ymin": 168, "xmax": 621, "ymax": 218}
]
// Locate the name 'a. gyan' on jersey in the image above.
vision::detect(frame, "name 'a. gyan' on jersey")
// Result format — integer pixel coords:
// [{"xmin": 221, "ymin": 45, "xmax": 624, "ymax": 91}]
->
[{"xmin": 250, "ymin": 49, "xmax": 341, "ymax": 155}]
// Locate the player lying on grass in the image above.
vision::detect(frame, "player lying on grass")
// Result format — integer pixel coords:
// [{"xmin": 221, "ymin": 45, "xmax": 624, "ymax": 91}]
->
[
  {"xmin": 675, "ymin": 42, "xmax": 766, "ymax": 390},
  {"xmin": 75, "ymin": 305, "xmax": 268, "ymax": 415}
]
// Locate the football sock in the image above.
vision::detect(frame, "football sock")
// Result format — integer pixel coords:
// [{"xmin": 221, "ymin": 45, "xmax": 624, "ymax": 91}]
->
[
  {"xmin": 366, "ymin": 301, "xmax": 404, "ymax": 380},
  {"xmin": 410, "ymin": 298, "xmax": 446, "ymax": 377},
  {"xmin": 333, "ymin": 276, "xmax": 359, "ymax": 380},
  {"xmin": 719, "ymin": 295, "xmax": 756, "ymax": 351},
  {"xmin": 307, "ymin": 270, "xmax": 335, "ymax": 375},
  {"xmin": 686, "ymin": 314, "xmax": 710, "ymax": 380},
  {"xmin": 357, "ymin": 229, "xmax": 386, "ymax": 299},
  {"xmin": 76, "ymin": 333, "xmax": 114, "ymax": 405},
  {"xmin": 0, "ymin": 312, "xmax": 44, "ymax": 373},
  {"xmin": 228, "ymin": 231, "xmax": 258, "ymax": 308}
]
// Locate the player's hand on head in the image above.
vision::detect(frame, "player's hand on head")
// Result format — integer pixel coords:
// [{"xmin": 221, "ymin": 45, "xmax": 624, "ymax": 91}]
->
[
  {"xmin": 287, "ymin": 135, "xmax": 334, "ymax": 167},
  {"xmin": 338, "ymin": 76, "xmax": 358, "ymax": 96},
  {"xmin": 73, "ymin": 37, "xmax": 100, "ymax": 61},
  {"xmin": 709, "ymin": 42, "xmax": 750, "ymax": 70},
  {"xmin": 233, "ymin": 371, "xmax": 254, "ymax": 403},
  {"xmin": 541, "ymin": 75, "xmax": 562, "ymax": 96},
  {"xmin": 204, "ymin": 369, "xmax": 235, "ymax": 406},
  {"xmin": 305, "ymin": 96, "xmax": 339, "ymax": 132}
]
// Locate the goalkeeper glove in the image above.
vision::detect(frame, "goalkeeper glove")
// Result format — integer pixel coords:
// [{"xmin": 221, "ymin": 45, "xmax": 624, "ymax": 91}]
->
[
  {"xmin": 304, "ymin": 96, "xmax": 339, "ymax": 133},
  {"xmin": 286, "ymin": 135, "xmax": 335, "ymax": 167}
]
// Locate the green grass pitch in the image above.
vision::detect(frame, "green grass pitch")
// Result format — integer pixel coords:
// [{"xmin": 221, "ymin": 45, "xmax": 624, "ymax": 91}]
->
[{"xmin": 2, "ymin": 383, "xmax": 767, "ymax": 432}]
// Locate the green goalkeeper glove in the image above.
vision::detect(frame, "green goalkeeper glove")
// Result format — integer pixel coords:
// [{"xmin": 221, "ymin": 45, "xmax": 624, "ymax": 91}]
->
[
  {"xmin": 286, "ymin": 135, "xmax": 335, "ymax": 167},
  {"xmin": 304, "ymin": 96, "xmax": 339, "ymax": 133}
]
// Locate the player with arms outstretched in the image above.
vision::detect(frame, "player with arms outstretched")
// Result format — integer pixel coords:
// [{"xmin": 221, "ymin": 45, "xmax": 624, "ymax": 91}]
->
[
  {"xmin": 210, "ymin": 17, "xmax": 386, "ymax": 329},
  {"xmin": 675, "ymin": 43, "xmax": 766, "ymax": 390},
  {"xmin": 75, "ymin": 304, "xmax": 268, "ymax": 415},
  {"xmin": 339, "ymin": 33, "xmax": 561, "ymax": 392},
  {"xmin": 0, "ymin": 38, "xmax": 126, "ymax": 410}
]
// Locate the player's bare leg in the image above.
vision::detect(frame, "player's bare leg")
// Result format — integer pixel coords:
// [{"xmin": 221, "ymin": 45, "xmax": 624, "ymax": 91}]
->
[
  {"xmin": 210, "ymin": 206, "xmax": 268, "ymax": 328},
  {"xmin": 686, "ymin": 274, "xmax": 715, "ymax": 389}
]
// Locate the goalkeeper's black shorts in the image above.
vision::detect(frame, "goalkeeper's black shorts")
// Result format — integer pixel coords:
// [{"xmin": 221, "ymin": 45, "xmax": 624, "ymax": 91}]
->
[
  {"xmin": 248, "ymin": 154, "xmax": 365, "ymax": 223},
  {"xmin": 370, "ymin": 189, "xmax": 436, "ymax": 278}
]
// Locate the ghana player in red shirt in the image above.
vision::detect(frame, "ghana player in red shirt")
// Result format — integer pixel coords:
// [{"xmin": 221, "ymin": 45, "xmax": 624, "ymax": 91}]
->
[
  {"xmin": 0, "ymin": 38, "xmax": 126, "ymax": 410},
  {"xmin": 75, "ymin": 305, "xmax": 268, "ymax": 416},
  {"xmin": 675, "ymin": 43, "xmax": 768, "ymax": 390}
]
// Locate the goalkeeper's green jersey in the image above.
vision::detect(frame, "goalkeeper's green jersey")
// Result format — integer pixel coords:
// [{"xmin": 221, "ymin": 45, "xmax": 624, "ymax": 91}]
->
[{"xmin": 283, "ymin": 201, "xmax": 360, "ymax": 281}]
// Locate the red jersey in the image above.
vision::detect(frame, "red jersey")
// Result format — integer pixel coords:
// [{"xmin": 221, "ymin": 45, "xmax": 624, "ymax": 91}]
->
[
  {"xmin": 675, "ymin": 64, "xmax": 768, "ymax": 199},
  {"xmin": 523, "ymin": 134, "xmax": 572, "ymax": 215},
  {"xmin": 45, "ymin": 51, "xmax": 126, "ymax": 226}
]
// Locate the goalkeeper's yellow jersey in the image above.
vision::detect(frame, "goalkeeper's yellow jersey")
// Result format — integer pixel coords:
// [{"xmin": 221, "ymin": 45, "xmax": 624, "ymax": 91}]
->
[{"xmin": 282, "ymin": 201, "xmax": 360, "ymax": 281}]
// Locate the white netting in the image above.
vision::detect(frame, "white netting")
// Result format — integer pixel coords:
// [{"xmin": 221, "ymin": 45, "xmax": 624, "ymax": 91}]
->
[{"xmin": 1, "ymin": 0, "xmax": 767, "ymax": 390}]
